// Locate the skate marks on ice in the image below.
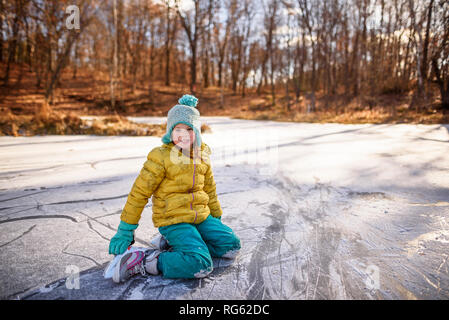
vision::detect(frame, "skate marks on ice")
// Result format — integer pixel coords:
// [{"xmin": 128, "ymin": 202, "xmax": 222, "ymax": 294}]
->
[
  {"xmin": 234, "ymin": 175, "xmax": 354, "ymax": 300},
  {"xmin": 14, "ymin": 165, "xmax": 449, "ymax": 300},
  {"xmin": 0, "ymin": 161, "xmax": 445, "ymax": 300},
  {"xmin": 19, "ymin": 257, "xmax": 240, "ymax": 300},
  {"xmin": 242, "ymin": 174, "xmax": 449, "ymax": 300},
  {"xmin": 205, "ymin": 169, "xmax": 449, "ymax": 300},
  {"xmin": 14, "ymin": 166, "xmax": 261, "ymax": 300},
  {"xmin": 2, "ymin": 123, "xmax": 449, "ymax": 299}
]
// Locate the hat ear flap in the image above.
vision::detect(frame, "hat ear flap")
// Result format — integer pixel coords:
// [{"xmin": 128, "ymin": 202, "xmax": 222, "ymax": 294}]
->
[
  {"xmin": 193, "ymin": 127, "xmax": 202, "ymax": 147},
  {"xmin": 162, "ymin": 132, "xmax": 172, "ymax": 144}
]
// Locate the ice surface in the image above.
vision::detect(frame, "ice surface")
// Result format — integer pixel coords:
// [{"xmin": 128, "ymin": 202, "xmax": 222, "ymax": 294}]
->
[{"xmin": 1, "ymin": 117, "xmax": 448, "ymax": 299}]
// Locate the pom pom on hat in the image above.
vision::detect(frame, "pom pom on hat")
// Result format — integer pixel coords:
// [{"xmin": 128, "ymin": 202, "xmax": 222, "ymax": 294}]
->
[{"xmin": 178, "ymin": 94, "xmax": 198, "ymax": 108}]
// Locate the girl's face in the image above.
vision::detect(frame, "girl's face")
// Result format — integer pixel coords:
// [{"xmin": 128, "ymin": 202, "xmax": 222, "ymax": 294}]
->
[{"xmin": 172, "ymin": 123, "xmax": 195, "ymax": 149}]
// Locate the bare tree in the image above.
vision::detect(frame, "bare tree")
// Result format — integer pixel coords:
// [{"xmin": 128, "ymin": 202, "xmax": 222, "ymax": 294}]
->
[
  {"xmin": 0, "ymin": 0, "xmax": 4, "ymax": 63},
  {"xmin": 110, "ymin": 0, "xmax": 118, "ymax": 110},
  {"xmin": 297, "ymin": 0, "xmax": 318, "ymax": 112},
  {"xmin": 164, "ymin": 0, "xmax": 178, "ymax": 86},
  {"xmin": 175, "ymin": 0, "xmax": 206, "ymax": 94},
  {"xmin": 408, "ymin": 0, "xmax": 427, "ymax": 108},
  {"xmin": 257, "ymin": 0, "xmax": 279, "ymax": 96},
  {"xmin": 240, "ymin": 0, "xmax": 256, "ymax": 97},
  {"xmin": 214, "ymin": 0, "xmax": 238, "ymax": 89},
  {"xmin": 2, "ymin": 0, "xmax": 25, "ymax": 86},
  {"xmin": 39, "ymin": 1, "xmax": 95, "ymax": 106},
  {"xmin": 431, "ymin": 0, "xmax": 449, "ymax": 109},
  {"xmin": 3, "ymin": 0, "xmax": 448, "ymax": 116}
]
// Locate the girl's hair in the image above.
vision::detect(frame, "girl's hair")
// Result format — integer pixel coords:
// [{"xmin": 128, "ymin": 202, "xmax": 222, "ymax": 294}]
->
[{"xmin": 192, "ymin": 143, "xmax": 201, "ymax": 163}]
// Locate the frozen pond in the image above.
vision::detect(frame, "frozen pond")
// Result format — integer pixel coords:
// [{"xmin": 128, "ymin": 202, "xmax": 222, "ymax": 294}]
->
[{"xmin": 1, "ymin": 117, "xmax": 448, "ymax": 299}]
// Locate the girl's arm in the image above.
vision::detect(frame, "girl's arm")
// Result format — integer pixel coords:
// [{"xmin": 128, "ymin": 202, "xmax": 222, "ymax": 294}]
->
[
  {"xmin": 120, "ymin": 147, "xmax": 165, "ymax": 225},
  {"xmin": 204, "ymin": 164, "xmax": 223, "ymax": 219}
]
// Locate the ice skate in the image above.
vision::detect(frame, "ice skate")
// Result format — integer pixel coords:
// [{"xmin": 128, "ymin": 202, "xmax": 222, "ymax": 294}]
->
[{"xmin": 113, "ymin": 248, "xmax": 161, "ymax": 283}]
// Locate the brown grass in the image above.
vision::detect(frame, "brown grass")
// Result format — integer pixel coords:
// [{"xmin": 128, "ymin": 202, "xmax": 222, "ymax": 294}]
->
[
  {"xmin": 232, "ymin": 92, "xmax": 449, "ymax": 124},
  {"xmin": 1, "ymin": 63, "xmax": 447, "ymax": 136},
  {"xmin": 0, "ymin": 105, "xmax": 166, "ymax": 137},
  {"xmin": 0, "ymin": 103, "xmax": 212, "ymax": 137},
  {"xmin": 235, "ymin": 107, "xmax": 449, "ymax": 124}
]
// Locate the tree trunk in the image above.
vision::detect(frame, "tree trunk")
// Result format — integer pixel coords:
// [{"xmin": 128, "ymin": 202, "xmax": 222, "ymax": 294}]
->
[
  {"xmin": 176, "ymin": 0, "xmax": 201, "ymax": 94},
  {"xmin": 202, "ymin": 0, "xmax": 214, "ymax": 89},
  {"xmin": 218, "ymin": 62, "xmax": 223, "ymax": 88},
  {"xmin": 165, "ymin": 1, "xmax": 172, "ymax": 86},
  {"xmin": 309, "ymin": 46, "xmax": 316, "ymax": 113},
  {"xmin": 73, "ymin": 41, "xmax": 78, "ymax": 79},
  {"xmin": 408, "ymin": 0, "xmax": 425, "ymax": 109},
  {"xmin": 0, "ymin": 0, "xmax": 3, "ymax": 63},
  {"xmin": 165, "ymin": 47, "xmax": 171, "ymax": 86},
  {"xmin": 257, "ymin": 0, "xmax": 278, "ymax": 96},
  {"xmin": 421, "ymin": 0, "xmax": 434, "ymax": 96},
  {"xmin": 110, "ymin": 0, "xmax": 118, "ymax": 111},
  {"xmin": 432, "ymin": 57, "xmax": 449, "ymax": 110},
  {"xmin": 3, "ymin": 0, "xmax": 20, "ymax": 86},
  {"xmin": 190, "ymin": 44, "xmax": 197, "ymax": 94},
  {"xmin": 270, "ymin": 47, "xmax": 276, "ymax": 106},
  {"xmin": 45, "ymin": 31, "xmax": 82, "ymax": 105},
  {"xmin": 352, "ymin": 30, "xmax": 360, "ymax": 97}
]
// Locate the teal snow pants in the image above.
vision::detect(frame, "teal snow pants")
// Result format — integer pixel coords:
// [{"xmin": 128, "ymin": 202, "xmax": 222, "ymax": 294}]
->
[{"xmin": 156, "ymin": 215, "xmax": 241, "ymax": 279}]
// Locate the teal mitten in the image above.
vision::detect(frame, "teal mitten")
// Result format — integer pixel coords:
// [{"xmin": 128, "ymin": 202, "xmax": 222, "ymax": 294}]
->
[{"xmin": 108, "ymin": 221, "xmax": 138, "ymax": 255}]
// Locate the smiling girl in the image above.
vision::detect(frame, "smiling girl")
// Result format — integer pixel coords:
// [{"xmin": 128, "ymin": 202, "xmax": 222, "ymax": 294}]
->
[{"xmin": 108, "ymin": 94, "xmax": 241, "ymax": 283}]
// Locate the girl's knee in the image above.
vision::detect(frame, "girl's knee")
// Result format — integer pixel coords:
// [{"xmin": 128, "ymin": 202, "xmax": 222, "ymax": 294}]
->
[
  {"xmin": 220, "ymin": 235, "xmax": 241, "ymax": 259},
  {"xmin": 158, "ymin": 250, "xmax": 213, "ymax": 279},
  {"xmin": 192, "ymin": 254, "xmax": 213, "ymax": 278},
  {"xmin": 222, "ymin": 248, "xmax": 240, "ymax": 259}
]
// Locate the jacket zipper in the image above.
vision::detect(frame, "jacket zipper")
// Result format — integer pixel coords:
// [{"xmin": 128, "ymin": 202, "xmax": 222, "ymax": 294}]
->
[{"xmin": 191, "ymin": 161, "xmax": 198, "ymax": 223}]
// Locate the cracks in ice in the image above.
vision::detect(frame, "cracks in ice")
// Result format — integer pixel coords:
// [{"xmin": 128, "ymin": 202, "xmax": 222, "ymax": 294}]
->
[
  {"xmin": 117, "ymin": 278, "xmax": 147, "ymax": 300},
  {"xmin": 117, "ymin": 276, "xmax": 181, "ymax": 300},
  {"xmin": 87, "ymin": 156, "xmax": 144, "ymax": 170},
  {"xmin": 0, "ymin": 194, "xmax": 128, "ymax": 218},
  {"xmin": 76, "ymin": 210, "xmax": 148, "ymax": 247},
  {"xmin": 32, "ymin": 194, "xmax": 129, "ymax": 206},
  {"xmin": 204, "ymin": 261, "xmax": 222, "ymax": 300},
  {"xmin": 0, "ymin": 215, "xmax": 77, "ymax": 225},
  {"xmin": 14, "ymin": 172, "xmax": 398, "ymax": 300},
  {"xmin": 8, "ymin": 172, "xmax": 446, "ymax": 300},
  {"xmin": 86, "ymin": 220, "xmax": 111, "ymax": 242},
  {"xmin": 0, "ymin": 191, "xmax": 48, "ymax": 203},
  {"xmin": 0, "ymin": 164, "xmax": 65, "ymax": 178},
  {"xmin": 0, "ymin": 224, "xmax": 36, "ymax": 248},
  {"xmin": 62, "ymin": 241, "xmax": 102, "ymax": 267}
]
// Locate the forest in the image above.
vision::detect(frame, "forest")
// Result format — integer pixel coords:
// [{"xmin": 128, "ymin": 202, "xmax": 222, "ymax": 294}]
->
[{"xmin": 0, "ymin": 0, "xmax": 448, "ymax": 135}]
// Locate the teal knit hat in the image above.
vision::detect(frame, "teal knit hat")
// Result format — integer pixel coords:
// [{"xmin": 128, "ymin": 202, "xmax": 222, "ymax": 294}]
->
[{"xmin": 162, "ymin": 94, "xmax": 202, "ymax": 147}]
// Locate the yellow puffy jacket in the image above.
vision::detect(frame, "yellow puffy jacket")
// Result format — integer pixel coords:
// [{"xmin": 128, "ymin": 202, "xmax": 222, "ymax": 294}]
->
[{"xmin": 120, "ymin": 142, "xmax": 223, "ymax": 227}]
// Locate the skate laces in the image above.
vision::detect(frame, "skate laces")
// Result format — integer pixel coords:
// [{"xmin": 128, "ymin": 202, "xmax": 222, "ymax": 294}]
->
[
  {"xmin": 145, "ymin": 248, "xmax": 157, "ymax": 258},
  {"xmin": 129, "ymin": 260, "xmax": 147, "ymax": 276}
]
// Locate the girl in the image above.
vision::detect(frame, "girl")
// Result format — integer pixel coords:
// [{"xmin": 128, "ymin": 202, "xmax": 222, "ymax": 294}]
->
[{"xmin": 109, "ymin": 94, "xmax": 241, "ymax": 283}]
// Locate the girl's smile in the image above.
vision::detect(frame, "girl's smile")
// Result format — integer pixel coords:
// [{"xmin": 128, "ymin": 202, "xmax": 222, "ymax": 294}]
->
[{"xmin": 172, "ymin": 123, "xmax": 196, "ymax": 149}]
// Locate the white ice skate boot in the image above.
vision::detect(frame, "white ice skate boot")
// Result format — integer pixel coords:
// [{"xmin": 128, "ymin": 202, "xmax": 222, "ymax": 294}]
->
[{"xmin": 113, "ymin": 248, "xmax": 161, "ymax": 283}]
